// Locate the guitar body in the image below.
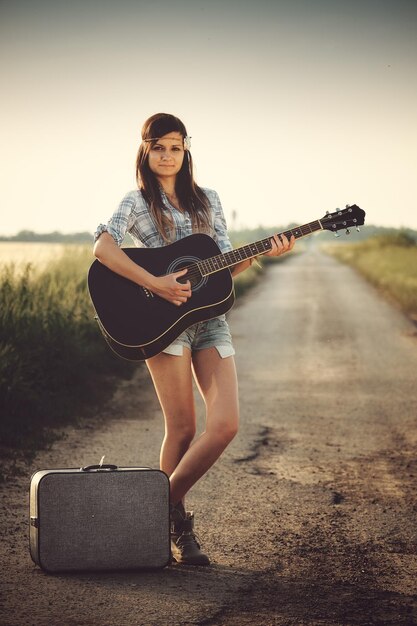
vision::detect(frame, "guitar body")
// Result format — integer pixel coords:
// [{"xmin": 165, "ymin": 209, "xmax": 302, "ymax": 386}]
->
[{"xmin": 88, "ymin": 233, "xmax": 235, "ymax": 361}]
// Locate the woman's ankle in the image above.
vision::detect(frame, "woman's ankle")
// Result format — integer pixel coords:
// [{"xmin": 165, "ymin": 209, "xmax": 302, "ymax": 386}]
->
[{"xmin": 170, "ymin": 499, "xmax": 186, "ymax": 518}]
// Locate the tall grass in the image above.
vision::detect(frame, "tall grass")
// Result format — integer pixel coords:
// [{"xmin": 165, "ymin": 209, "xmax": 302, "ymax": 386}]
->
[
  {"xmin": 325, "ymin": 232, "xmax": 417, "ymax": 319},
  {"xmin": 0, "ymin": 247, "xmax": 133, "ymax": 450}
]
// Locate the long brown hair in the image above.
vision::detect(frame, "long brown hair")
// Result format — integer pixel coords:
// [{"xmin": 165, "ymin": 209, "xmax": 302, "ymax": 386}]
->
[{"xmin": 136, "ymin": 113, "xmax": 211, "ymax": 243}]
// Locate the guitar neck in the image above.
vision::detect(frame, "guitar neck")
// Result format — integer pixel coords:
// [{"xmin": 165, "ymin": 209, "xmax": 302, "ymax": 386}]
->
[{"xmin": 198, "ymin": 219, "xmax": 323, "ymax": 276}]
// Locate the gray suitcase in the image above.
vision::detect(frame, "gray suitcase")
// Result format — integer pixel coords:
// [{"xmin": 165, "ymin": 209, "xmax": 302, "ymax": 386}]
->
[{"xmin": 29, "ymin": 462, "xmax": 170, "ymax": 572}]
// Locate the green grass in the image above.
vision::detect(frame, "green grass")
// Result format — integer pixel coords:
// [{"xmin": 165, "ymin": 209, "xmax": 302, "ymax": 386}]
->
[
  {"xmin": 324, "ymin": 232, "xmax": 417, "ymax": 319},
  {"xmin": 0, "ymin": 247, "xmax": 133, "ymax": 452}
]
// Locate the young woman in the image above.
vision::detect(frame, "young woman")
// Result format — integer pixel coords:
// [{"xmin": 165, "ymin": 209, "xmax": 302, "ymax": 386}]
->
[{"xmin": 93, "ymin": 113, "xmax": 295, "ymax": 566}]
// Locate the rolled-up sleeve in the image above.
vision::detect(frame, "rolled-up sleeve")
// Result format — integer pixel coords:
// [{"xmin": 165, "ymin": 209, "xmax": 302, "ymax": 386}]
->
[
  {"xmin": 212, "ymin": 191, "xmax": 233, "ymax": 253},
  {"xmin": 94, "ymin": 192, "xmax": 137, "ymax": 247}
]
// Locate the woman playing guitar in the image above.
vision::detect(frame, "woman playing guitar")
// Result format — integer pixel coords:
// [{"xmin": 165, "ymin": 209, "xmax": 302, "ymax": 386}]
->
[{"xmin": 93, "ymin": 113, "xmax": 295, "ymax": 565}]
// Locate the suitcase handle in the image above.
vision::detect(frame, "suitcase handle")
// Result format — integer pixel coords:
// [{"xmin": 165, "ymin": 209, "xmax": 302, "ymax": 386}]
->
[{"xmin": 81, "ymin": 464, "xmax": 118, "ymax": 472}]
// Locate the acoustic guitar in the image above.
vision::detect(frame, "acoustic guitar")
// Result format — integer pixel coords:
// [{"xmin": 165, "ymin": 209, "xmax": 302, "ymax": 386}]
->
[{"xmin": 88, "ymin": 204, "xmax": 365, "ymax": 360}]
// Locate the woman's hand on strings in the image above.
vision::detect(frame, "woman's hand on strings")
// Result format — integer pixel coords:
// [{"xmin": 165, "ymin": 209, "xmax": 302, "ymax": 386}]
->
[
  {"xmin": 264, "ymin": 233, "xmax": 295, "ymax": 257},
  {"xmin": 149, "ymin": 268, "xmax": 192, "ymax": 306}
]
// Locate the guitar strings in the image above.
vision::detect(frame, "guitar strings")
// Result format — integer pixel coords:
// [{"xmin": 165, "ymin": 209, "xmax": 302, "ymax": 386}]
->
[
  {"xmin": 169, "ymin": 242, "xmax": 267, "ymax": 281},
  {"xmin": 168, "ymin": 223, "xmax": 316, "ymax": 280}
]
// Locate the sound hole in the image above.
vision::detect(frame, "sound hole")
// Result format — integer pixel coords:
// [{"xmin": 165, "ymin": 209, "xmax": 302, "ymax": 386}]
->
[{"xmin": 166, "ymin": 256, "xmax": 208, "ymax": 292}]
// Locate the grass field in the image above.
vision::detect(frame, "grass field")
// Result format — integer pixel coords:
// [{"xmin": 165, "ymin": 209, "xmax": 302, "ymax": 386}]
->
[
  {"xmin": 0, "ymin": 245, "xmax": 134, "ymax": 454},
  {"xmin": 324, "ymin": 232, "xmax": 417, "ymax": 320}
]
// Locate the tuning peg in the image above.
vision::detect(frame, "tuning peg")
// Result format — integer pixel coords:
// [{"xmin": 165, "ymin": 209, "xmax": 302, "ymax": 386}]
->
[
  {"xmin": 334, "ymin": 232, "xmax": 341, "ymax": 238},
  {"xmin": 346, "ymin": 228, "xmax": 350, "ymax": 235},
  {"xmin": 356, "ymin": 227, "xmax": 360, "ymax": 232}
]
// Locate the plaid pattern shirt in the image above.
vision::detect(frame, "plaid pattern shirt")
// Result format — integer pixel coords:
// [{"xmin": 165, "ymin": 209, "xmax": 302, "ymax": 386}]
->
[{"xmin": 94, "ymin": 187, "xmax": 233, "ymax": 253}]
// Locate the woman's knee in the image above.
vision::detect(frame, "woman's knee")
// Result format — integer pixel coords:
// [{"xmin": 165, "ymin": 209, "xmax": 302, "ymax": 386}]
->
[
  {"xmin": 165, "ymin": 419, "xmax": 196, "ymax": 446},
  {"xmin": 210, "ymin": 416, "xmax": 239, "ymax": 445},
  {"xmin": 224, "ymin": 419, "xmax": 239, "ymax": 443}
]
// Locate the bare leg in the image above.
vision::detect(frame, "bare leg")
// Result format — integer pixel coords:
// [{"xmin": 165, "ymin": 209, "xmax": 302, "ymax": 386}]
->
[
  {"xmin": 169, "ymin": 347, "xmax": 239, "ymax": 505},
  {"xmin": 146, "ymin": 349, "xmax": 196, "ymax": 478},
  {"xmin": 146, "ymin": 347, "xmax": 239, "ymax": 505}
]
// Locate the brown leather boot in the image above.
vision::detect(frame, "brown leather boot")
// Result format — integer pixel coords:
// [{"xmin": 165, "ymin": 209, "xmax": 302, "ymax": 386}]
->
[{"xmin": 170, "ymin": 507, "xmax": 210, "ymax": 566}]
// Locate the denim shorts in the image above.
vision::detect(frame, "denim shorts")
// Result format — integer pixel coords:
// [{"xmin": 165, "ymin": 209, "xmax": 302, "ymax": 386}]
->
[{"xmin": 162, "ymin": 315, "xmax": 235, "ymax": 359}]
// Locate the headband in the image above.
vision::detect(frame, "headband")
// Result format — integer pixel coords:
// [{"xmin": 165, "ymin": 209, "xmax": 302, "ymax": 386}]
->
[{"xmin": 143, "ymin": 135, "xmax": 192, "ymax": 150}]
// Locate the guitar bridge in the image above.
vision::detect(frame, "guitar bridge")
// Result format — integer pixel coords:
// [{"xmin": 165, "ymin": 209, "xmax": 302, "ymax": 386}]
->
[{"xmin": 142, "ymin": 287, "xmax": 154, "ymax": 299}]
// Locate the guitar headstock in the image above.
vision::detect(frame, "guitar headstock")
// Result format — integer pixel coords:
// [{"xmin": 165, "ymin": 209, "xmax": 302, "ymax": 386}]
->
[{"xmin": 321, "ymin": 204, "xmax": 366, "ymax": 236}]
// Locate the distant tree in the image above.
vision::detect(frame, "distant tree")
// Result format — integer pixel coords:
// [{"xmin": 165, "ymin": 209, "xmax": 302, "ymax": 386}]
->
[{"xmin": 0, "ymin": 230, "xmax": 93, "ymax": 243}]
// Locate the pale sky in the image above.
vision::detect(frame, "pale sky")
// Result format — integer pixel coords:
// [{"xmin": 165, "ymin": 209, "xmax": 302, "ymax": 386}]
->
[{"xmin": 1, "ymin": 0, "xmax": 416, "ymax": 236}]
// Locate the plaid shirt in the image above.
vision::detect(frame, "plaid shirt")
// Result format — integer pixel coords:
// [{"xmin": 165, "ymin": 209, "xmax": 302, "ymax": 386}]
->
[{"xmin": 94, "ymin": 187, "xmax": 233, "ymax": 253}]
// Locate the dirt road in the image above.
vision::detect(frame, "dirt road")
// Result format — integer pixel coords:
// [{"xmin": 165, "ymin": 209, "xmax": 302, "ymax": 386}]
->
[{"xmin": 1, "ymin": 249, "xmax": 416, "ymax": 626}]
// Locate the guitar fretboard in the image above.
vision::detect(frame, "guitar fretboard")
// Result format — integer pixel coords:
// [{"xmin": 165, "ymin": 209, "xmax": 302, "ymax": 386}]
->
[{"xmin": 197, "ymin": 220, "xmax": 322, "ymax": 276}]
